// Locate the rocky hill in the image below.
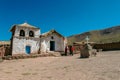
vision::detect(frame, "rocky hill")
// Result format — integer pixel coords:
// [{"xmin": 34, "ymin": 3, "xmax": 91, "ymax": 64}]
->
[{"xmin": 67, "ymin": 26, "xmax": 120, "ymax": 45}]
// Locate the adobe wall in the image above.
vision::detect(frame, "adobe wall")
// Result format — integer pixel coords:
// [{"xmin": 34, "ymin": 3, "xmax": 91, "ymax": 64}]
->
[
  {"xmin": 12, "ymin": 37, "xmax": 40, "ymax": 55},
  {"xmin": 41, "ymin": 33, "xmax": 65, "ymax": 52}
]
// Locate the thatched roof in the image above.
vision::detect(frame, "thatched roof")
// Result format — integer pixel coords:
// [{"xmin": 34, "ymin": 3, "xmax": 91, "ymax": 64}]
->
[
  {"xmin": 73, "ymin": 41, "xmax": 96, "ymax": 45},
  {"xmin": 41, "ymin": 30, "xmax": 64, "ymax": 39},
  {"xmin": 0, "ymin": 41, "xmax": 10, "ymax": 45},
  {"xmin": 10, "ymin": 22, "xmax": 39, "ymax": 32}
]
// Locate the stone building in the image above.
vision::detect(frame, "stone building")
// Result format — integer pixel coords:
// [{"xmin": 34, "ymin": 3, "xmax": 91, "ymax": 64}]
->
[{"xmin": 10, "ymin": 23, "xmax": 65, "ymax": 55}]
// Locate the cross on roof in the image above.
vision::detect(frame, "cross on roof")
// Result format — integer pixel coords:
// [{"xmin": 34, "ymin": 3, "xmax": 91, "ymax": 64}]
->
[{"xmin": 85, "ymin": 36, "xmax": 89, "ymax": 44}]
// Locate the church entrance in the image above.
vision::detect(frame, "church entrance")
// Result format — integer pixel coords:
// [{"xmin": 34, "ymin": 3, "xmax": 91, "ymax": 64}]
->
[
  {"xmin": 26, "ymin": 46, "xmax": 31, "ymax": 54},
  {"xmin": 50, "ymin": 41, "xmax": 55, "ymax": 51}
]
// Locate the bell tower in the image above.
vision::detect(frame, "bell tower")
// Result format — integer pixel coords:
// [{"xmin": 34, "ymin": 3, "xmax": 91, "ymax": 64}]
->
[{"xmin": 10, "ymin": 23, "xmax": 40, "ymax": 55}]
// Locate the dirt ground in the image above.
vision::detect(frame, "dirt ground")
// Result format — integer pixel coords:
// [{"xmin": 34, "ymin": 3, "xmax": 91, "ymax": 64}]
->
[{"xmin": 0, "ymin": 51, "xmax": 120, "ymax": 80}]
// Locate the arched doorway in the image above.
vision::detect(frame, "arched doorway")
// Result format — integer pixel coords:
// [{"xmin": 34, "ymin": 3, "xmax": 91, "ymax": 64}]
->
[{"xmin": 26, "ymin": 46, "xmax": 31, "ymax": 54}]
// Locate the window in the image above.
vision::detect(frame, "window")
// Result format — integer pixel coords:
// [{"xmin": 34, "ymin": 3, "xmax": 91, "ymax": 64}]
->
[
  {"xmin": 20, "ymin": 30, "xmax": 25, "ymax": 36},
  {"xmin": 29, "ymin": 31, "xmax": 34, "ymax": 37},
  {"xmin": 51, "ymin": 36, "xmax": 54, "ymax": 39}
]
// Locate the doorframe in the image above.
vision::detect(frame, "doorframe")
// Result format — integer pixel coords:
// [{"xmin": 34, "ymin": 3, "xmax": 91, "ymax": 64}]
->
[
  {"xmin": 25, "ymin": 45, "xmax": 31, "ymax": 54},
  {"xmin": 50, "ymin": 41, "xmax": 55, "ymax": 51}
]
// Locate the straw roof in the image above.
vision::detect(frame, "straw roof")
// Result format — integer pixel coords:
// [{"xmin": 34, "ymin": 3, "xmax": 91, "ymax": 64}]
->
[
  {"xmin": 0, "ymin": 41, "xmax": 10, "ymax": 45},
  {"xmin": 41, "ymin": 30, "xmax": 64, "ymax": 38},
  {"xmin": 10, "ymin": 22, "xmax": 39, "ymax": 32},
  {"xmin": 17, "ymin": 22, "xmax": 37, "ymax": 28},
  {"xmin": 73, "ymin": 41, "xmax": 96, "ymax": 45}
]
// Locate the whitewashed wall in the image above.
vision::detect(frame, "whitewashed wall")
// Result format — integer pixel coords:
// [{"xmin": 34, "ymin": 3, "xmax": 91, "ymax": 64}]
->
[
  {"xmin": 11, "ymin": 25, "xmax": 65, "ymax": 55},
  {"xmin": 41, "ymin": 33, "xmax": 65, "ymax": 52},
  {"xmin": 12, "ymin": 26, "xmax": 40, "ymax": 55},
  {"xmin": 14, "ymin": 27, "xmax": 40, "ymax": 38},
  {"xmin": 12, "ymin": 38, "xmax": 40, "ymax": 55}
]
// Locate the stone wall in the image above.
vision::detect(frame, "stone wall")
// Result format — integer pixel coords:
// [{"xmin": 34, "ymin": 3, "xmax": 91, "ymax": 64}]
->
[
  {"xmin": 93, "ymin": 42, "xmax": 120, "ymax": 51},
  {"xmin": 0, "ymin": 46, "xmax": 5, "ymax": 57}
]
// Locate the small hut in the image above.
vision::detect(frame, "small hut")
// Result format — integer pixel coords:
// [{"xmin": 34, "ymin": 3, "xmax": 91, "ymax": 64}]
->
[{"xmin": 0, "ymin": 41, "xmax": 11, "ymax": 57}]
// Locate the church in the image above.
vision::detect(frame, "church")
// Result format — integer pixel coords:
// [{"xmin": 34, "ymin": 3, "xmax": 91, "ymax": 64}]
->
[{"xmin": 10, "ymin": 23, "xmax": 66, "ymax": 55}]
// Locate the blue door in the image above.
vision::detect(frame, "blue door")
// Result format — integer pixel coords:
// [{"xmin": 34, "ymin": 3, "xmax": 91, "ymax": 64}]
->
[{"xmin": 26, "ymin": 46, "xmax": 31, "ymax": 54}]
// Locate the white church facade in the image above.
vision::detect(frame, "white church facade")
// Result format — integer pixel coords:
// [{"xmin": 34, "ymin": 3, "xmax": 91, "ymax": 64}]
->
[{"xmin": 10, "ymin": 23, "xmax": 66, "ymax": 55}]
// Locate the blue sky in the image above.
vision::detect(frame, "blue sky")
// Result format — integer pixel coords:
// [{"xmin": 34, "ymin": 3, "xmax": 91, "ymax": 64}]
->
[{"xmin": 0, "ymin": 0, "xmax": 120, "ymax": 40}]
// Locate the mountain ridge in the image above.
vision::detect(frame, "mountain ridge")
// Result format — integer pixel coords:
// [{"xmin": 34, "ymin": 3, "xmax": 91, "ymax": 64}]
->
[{"xmin": 67, "ymin": 26, "xmax": 120, "ymax": 45}]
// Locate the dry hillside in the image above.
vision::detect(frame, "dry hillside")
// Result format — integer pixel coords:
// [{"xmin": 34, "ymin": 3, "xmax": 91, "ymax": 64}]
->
[{"xmin": 68, "ymin": 26, "xmax": 120, "ymax": 45}]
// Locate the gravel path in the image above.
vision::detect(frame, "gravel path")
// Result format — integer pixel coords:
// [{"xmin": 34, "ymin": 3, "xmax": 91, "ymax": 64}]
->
[{"xmin": 0, "ymin": 51, "xmax": 120, "ymax": 80}]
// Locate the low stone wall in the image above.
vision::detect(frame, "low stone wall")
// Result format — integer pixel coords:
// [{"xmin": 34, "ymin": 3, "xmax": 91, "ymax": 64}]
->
[
  {"xmin": 2, "ymin": 52, "xmax": 61, "ymax": 60},
  {"xmin": 0, "ymin": 46, "xmax": 5, "ymax": 57},
  {"xmin": 93, "ymin": 42, "xmax": 120, "ymax": 51}
]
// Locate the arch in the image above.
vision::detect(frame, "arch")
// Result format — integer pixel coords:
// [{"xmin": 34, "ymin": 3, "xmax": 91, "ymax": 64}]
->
[
  {"xmin": 29, "ymin": 31, "xmax": 34, "ymax": 37},
  {"xmin": 20, "ymin": 30, "xmax": 25, "ymax": 36}
]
